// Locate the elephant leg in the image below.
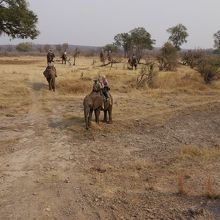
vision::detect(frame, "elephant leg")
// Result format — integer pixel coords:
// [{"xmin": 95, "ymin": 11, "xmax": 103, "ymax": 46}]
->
[
  {"xmin": 103, "ymin": 110, "xmax": 107, "ymax": 123},
  {"xmin": 108, "ymin": 106, "xmax": 113, "ymax": 124},
  {"xmin": 50, "ymin": 78, "xmax": 53, "ymax": 91},
  {"xmin": 95, "ymin": 109, "xmax": 100, "ymax": 124},
  {"xmin": 88, "ymin": 109, "xmax": 93, "ymax": 127},
  {"xmin": 52, "ymin": 77, "xmax": 55, "ymax": 92},
  {"xmin": 49, "ymin": 79, "xmax": 52, "ymax": 91},
  {"xmin": 84, "ymin": 107, "xmax": 90, "ymax": 129},
  {"xmin": 46, "ymin": 77, "xmax": 51, "ymax": 90}
]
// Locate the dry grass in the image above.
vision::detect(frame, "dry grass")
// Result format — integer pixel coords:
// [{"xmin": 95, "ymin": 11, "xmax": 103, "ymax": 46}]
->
[
  {"xmin": 152, "ymin": 67, "xmax": 208, "ymax": 91},
  {"xmin": 57, "ymin": 79, "xmax": 91, "ymax": 94},
  {"xmin": 179, "ymin": 145, "xmax": 220, "ymax": 160},
  {"xmin": 205, "ymin": 176, "xmax": 219, "ymax": 199},
  {"xmin": 176, "ymin": 172, "xmax": 192, "ymax": 195},
  {"xmin": 0, "ymin": 56, "xmax": 220, "ymax": 118}
]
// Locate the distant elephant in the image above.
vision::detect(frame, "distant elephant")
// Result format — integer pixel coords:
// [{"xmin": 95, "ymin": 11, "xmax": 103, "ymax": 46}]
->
[
  {"xmin": 43, "ymin": 65, "xmax": 57, "ymax": 91},
  {"xmin": 61, "ymin": 53, "xmax": 67, "ymax": 64},
  {"xmin": 83, "ymin": 84, "xmax": 113, "ymax": 129},
  {"xmin": 128, "ymin": 55, "xmax": 138, "ymax": 70}
]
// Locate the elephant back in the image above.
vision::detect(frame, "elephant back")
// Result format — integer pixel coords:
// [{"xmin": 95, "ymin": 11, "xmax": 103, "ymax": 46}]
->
[{"xmin": 43, "ymin": 65, "xmax": 56, "ymax": 78}]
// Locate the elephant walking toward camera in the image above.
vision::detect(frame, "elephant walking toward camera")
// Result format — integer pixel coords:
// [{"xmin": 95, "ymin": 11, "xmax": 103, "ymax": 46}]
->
[
  {"xmin": 83, "ymin": 91, "xmax": 113, "ymax": 130},
  {"xmin": 128, "ymin": 54, "xmax": 138, "ymax": 70}
]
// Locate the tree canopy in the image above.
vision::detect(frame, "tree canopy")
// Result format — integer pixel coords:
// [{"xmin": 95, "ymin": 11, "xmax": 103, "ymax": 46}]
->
[
  {"xmin": 103, "ymin": 43, "xmax": 118, "ymax": 53},
  {"xmin": 167, "ymin": 24, "xmax": 188, "ymax": 50},
  {"xmin": 114, "ymin": 27, "xmax": 155, "ymax": 59},
  {"xmin": 130, "ymin": 27, "xmax": 155, "ymax": 50},
  {"xmin": 0, "ymin": 0, "xmax": 39, "ymax": 39},
  {"xmin": 114, "ymin": 33, "xmax": 132, "ymax": 57},
  {"xmin": 158, "ymin": 42, "xmax": 178, "ymax": 71},
  {"xmin": 213, "ymin": 30, "xmax": 220, "ymax": 49}
]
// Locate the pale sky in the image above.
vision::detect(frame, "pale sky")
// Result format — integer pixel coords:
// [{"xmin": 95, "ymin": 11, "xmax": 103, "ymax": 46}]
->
[{"xmin": 1, "ymin": 0, "xmax": 220, "ymax": 49}]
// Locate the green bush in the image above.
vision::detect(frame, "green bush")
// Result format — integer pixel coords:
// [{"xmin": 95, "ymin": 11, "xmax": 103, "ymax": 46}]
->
[
  {"xmin": 16, "ymin": 42, "xmax": 32, "ymax": 52},
  {"xmin": 197, "ymin": 56, "xmax": 220, "ymax": 83}
]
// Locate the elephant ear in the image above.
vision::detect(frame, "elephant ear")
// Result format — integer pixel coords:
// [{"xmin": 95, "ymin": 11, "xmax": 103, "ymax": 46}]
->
[{"xmin": 43, "ymin": 70, "xmax": 49, "ymax": 78}]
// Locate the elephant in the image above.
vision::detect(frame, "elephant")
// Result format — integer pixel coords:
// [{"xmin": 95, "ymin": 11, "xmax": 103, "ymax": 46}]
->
[
  {"xmin": 128, "ymin": 55, "xmax": 138, "ymax": 70},
  {"xmin": 61, "ymin": 53, "xmax": 67, "ymax": 64},
  {"xmin": 83, "ymin": 86, "xmax": 113, "ymax": 129},
  {"xmin": 43, "ymin": 65, "xmax": 57, "ymax": 91}
]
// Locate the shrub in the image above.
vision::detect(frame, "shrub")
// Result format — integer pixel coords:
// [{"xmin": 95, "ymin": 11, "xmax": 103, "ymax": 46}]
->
[
  {"xmin": 182, "ymin": 50, "xmax": 205, "ymax": 69},
  {"xmin": 16, "ymin": 42, "xmax": 32, "ymax": 52},
  {"xmin": 197, "ymin": 56, "xmax": 220, "ymax": 83},
  {"xmin": 136, "ymin": 63, "xmax": 157, "ymax": 88},
  {"xmin": 157, "ymin": 42, "xmax": 178, "ymax": 71}
]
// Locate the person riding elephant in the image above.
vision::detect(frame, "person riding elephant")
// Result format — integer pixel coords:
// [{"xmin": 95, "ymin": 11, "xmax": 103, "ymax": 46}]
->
[
  {"xmin": 47, "ymin": 49, "xmax": 55, "ymax": 64},
  {"xmin": 83, "ymin": 79, "xmax": 113, "ymax": 129},
  {"xmin": 98, "ymin": 75, "xmax": 110, "ymax": 99},
  {"xmin": 128, "ymin": 54, "xmax": 138, "ymax": 70},
  {"xmin": 61, "ymin": 51, "xmax": 67, "ymax": 64},
  {"xmin": 43, "ymin": 63, "xmax": 57, "ymax": 91}
]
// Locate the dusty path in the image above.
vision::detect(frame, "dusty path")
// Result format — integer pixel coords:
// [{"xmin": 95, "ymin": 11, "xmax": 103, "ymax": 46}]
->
[
  {"xmin": 0, "ymin": 71, "xmax": 102, "ymax": 219},
  {"xmin": 0, "ymin": 65, "xmax": 220, "ymax": 219}
]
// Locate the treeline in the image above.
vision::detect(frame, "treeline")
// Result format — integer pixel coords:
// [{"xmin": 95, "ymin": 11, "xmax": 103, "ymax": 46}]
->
[{"xmin": 0, "ymin": 43, "xmax": 101, "ymax": 57}]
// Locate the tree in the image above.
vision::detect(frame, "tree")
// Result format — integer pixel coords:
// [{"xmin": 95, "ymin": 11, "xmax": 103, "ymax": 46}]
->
[
  {"xmin": 103, "ymin": 44, "xmax": 118, "ymax": 53},
  {"xmin": 55, "ymin": 44, "xmax": 62, "ymax": 54},
  {"xmin": 167, "ymin": 24, "xmax": 188, "ymax": 50},
  {"xmin": 130, "ymin": 27, "xmax": 155, "ymax": 62},
  {"xmin": 157, "ymin": 42, "xmax": 178, "ymax": 71},
  {"xmin": 73, "ymin": 48, "xmax": 80, "ymax": 66},
  {"xmin": 44, "ymin": 44, "xmax": 51, "ymax": 53},
  {"xmin": 16, "ymin": 42, "xmax": 32, "ymax": 52},
  {"xmin": 0, "ymin": 0, "xmax": 39, "ymax": 39},
  {"xmin": 62, "ymin": 43, "xmax": 68, "ymax": 52},
  {"xmin": 213, "ymin": 30, "xmax": 220, "ymax": 49},
  {"xmin": 114, "ymin": 33, "xmax": 131, "ymax": 57},
  {"xmin": 114, "ymin": 27, "xmax": 155, "ymax": 61}
]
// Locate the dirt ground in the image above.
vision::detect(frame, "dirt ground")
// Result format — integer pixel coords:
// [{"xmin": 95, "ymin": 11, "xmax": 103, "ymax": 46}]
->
[{"xmin": 0, "ymin": 56, "xmax": 220, "ymax": 220}]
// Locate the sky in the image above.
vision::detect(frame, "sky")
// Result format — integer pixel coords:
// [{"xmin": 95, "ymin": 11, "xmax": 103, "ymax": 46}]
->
[{"xmin": 1, "ymin": 0, "xmax": 220, "ymax": 49}]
